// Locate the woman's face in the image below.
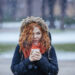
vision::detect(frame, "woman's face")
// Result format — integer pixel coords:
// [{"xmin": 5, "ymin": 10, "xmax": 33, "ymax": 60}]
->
[{"xmin": 32, "ymin": 27, "xmax": 42, "ymax": 45}]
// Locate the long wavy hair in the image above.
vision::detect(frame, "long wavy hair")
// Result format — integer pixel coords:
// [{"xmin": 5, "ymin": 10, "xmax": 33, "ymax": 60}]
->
[{"xmin": 19, "ymin": 22, "xmax": 51, "ymax": 53}]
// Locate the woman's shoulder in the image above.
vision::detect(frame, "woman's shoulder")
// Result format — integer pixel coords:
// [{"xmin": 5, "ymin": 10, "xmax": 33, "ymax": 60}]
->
[
  {"xmin": 46, "ymin": 45, "xmax": 56, "ymax": 56},
  {"xmin": 14, "ymin": 44, "xmax": 20, "ymax": 53},
  {"xmin": 15, "ymin": 44, "xmax": 20, "ymax": 49}
]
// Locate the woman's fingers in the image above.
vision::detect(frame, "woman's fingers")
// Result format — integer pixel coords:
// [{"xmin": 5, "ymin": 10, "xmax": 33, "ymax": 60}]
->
[
  {"xmin": 31, "ymin": 53, "xmax": 42, "ymax": 60},
  {"xmin": 34, "ymin": 56, "xmax": 41, "ymax": 60},
  {"xmin": 31, "ymin": 56, "xmax": 39, "ymax": 61},
  {"xmin": 29, "ymin": 50, "xmax": 42, "ymax": 61}
]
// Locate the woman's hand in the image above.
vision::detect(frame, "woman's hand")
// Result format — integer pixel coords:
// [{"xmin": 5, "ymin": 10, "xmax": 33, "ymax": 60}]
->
[{"xmin": 29, "ymin": 49, "xmax": 42, "ymax": 62}]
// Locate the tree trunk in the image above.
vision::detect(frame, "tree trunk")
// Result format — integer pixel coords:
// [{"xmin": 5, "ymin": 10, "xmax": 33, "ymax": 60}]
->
[
  {"xmin": 11, "ymin": 0, "xmax": 17, "ymax": 20},
  {"xmin": 8, "ymin": 0, "xmax": 17, "ymax": 20},
  {"xmin": 48, "ymin": 0, "xmax": 56, "ymax": 28},
  {"xmin": 0, "ymin": 0, "xmax": 3, "ymax": 28},
  {"xmin": 27, "ymin": 0, "xmax": 32, "ymax": 16},
  {"xmin": 60, "ymin": 0, "xmax": 67, "ymax": 30},
  {"xmin": 42, "ymin": 0, "xmax": 46, "ymax": 20}
]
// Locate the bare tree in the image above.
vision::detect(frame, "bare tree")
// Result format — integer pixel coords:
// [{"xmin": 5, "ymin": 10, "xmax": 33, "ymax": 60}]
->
[
  {"xmin": 60, "ymin": 0, "xmax": 67, "ymax": 30},
  {"xmin": 8, "ymin": 0, "xmax": 17, "ymax": 20},
  {"xmin": 0, "ymin": 0, "xmax": 3, "ymax": 28},
  {"xmin": 27, "ymin": 0, "xmax": 32, "ymax": 16},
  {"xmin": 42, "ymin": 0, "xmax": 46, "ymax": 20},
  {"xmin": 48, "ymin": 0, "xmax": 56, "ymax": 28}
]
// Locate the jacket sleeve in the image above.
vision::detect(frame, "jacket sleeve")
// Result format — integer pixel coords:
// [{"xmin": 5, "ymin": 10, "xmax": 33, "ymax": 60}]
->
[
  {"xmin": 11, "ymin": 44, "xmax": 32, "ymax": 75},
  {"xmin": 35, "ymin": 46, "xmax": 59, "ymax": 75}
]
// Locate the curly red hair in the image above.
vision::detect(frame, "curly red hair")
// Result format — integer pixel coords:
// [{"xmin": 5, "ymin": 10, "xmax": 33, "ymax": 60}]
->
[{"xmin": 19, "ymin": 22, "xmax": 51, "ymax": 54}]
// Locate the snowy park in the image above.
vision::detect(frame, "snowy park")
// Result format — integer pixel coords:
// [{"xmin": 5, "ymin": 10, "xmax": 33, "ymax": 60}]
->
[{"xmin": 0, "ymin": 0, "xmax": 75, "ymax": 75}]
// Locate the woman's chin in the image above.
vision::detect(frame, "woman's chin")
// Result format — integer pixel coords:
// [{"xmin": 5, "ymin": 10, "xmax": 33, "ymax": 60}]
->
[{"xmin": 33, "ymin": 42, "xmax": 38, "ymax": 45}]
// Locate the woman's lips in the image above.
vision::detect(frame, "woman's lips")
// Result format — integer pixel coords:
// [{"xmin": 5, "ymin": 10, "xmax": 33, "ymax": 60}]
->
[
  {"xmin": 33, "ymin": 40, "xmax": 38, "ymax": 42},
  {"xmin": 33, "ymin": 39, "xmax": 38, "ymax": 41}
]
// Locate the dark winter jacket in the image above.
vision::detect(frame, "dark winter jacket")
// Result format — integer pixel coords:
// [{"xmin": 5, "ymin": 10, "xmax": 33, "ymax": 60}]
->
[{"xmin": 11, "ymin": 44, "xmax": 59, "ymax": 75}]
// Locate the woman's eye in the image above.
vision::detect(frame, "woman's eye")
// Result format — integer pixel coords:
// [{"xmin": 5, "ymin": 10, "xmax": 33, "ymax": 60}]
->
[{"xmin": 37, "ymin": 32, "xmax": 40, "ymax": 34}]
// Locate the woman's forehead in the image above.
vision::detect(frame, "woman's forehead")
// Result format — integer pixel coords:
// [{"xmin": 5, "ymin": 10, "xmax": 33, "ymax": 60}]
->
[{"xmin": 33, "ymin": 27, "xmax": 41, "ymax": 33}]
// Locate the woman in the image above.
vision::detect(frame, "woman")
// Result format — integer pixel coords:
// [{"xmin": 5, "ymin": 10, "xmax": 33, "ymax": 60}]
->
[{"xmin": 11, "ymin": 16, "xmax": 59, "ymax": 75}]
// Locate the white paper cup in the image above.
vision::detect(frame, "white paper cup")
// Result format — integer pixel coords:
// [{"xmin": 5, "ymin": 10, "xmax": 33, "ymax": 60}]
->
[{"xmin": 31, "ymin": 49, "xmax": 40, "ymax": 53}]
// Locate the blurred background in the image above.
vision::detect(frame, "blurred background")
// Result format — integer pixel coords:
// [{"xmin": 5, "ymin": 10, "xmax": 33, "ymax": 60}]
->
[{"xmin": 0, "ymin": 0, "xmax": 75, "ymax": 75}]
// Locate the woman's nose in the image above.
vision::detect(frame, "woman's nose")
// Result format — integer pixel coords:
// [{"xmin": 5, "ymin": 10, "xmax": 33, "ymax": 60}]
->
[{"xmin": 34, "ymin": 34, "xmax": 37, "ymax": 38}]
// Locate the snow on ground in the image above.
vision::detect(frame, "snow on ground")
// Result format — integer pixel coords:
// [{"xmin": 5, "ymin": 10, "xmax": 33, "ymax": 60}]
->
[
  {"xmin": 0, "ymin": 30, "xmax": 75, "ymax": 44},
  {"xmin": 2, "ymin": 22, "xmax": 21, "ymax": 28},
  {"xmin": 0, "ymin": 32, "xmax": 19, "ymax": 43},
  {"xmin": 56, "ymin": 51, "xmax": 75, "ymax": 60},
  {"xmin": 51, "ymin": 31, "xmax": 75, "ymax": 44},
  {"xmin": 0, "ymin": 50, "xmax": 75, "ymax": 61}
]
